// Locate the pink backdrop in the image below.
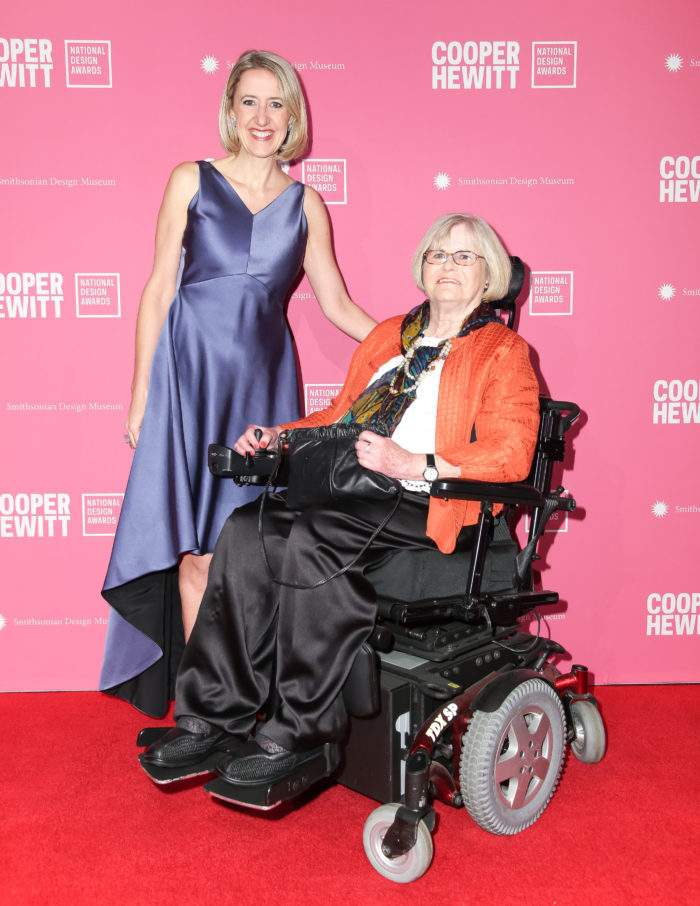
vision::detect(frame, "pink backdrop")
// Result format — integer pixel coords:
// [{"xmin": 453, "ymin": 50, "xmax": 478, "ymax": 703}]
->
[{"xmin": 1, "ymin": 0, "xmax": 698, "ymax": 691}]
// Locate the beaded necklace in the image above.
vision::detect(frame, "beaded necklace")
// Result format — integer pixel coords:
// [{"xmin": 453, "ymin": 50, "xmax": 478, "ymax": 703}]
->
[{"xmin": 387, "ymin": 337, "xmax": 452, "ymax": 396}]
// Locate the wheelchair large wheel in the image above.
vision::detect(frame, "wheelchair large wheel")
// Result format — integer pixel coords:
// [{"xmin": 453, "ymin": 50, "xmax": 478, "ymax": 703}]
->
[
  {"xmin": 569, "ymin": 698, "xmax": 606, "ymax": 763},
  {"xmin": 460, "ymin": 677, "xmax": 566, "ymax": 835},
  {"xmin": 363, "ymin": 803, "xmax": 433, "ymax": 883}
]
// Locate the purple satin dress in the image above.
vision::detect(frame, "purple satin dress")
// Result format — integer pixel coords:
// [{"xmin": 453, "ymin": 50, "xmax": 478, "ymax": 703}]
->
[{"xmin": 100, "ymin": 161, "xmax": 307, "ymax": 715}]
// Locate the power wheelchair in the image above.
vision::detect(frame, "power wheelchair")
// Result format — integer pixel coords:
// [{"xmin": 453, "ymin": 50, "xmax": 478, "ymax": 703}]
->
[{"xmin": 137, "ymin": 258, "xmax": 605, "ymax": 883}]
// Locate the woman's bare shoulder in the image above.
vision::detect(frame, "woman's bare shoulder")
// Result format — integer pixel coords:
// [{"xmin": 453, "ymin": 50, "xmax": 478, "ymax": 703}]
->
[{"xmin": 161, "ymin": 161, "xmax": 200, "ymax": 206}]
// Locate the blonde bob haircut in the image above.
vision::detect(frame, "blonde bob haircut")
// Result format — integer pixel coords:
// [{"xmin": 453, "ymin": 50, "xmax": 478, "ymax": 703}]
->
[
  {"xmin": 411, "ymin": 213, "xmax": 512, "ymax": 303},
  {"xmin": 218, "ymin": 50, "xmax": 308, "ymax": 163}
]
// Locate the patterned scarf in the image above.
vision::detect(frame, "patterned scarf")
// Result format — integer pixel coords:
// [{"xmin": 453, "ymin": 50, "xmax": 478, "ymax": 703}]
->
[{"xmin": 340, "ymin": 300, "xmax": 501, "ymax": 433}]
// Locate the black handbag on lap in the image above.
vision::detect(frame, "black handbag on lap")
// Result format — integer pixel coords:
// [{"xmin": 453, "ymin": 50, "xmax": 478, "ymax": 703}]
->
[
  {"xmin": 282, "ymin": 422, "xmax": 400, "ymax": 510},
  {"xmin": 259, "ymin": 423, "xmax": 403, "ymax": 589}
]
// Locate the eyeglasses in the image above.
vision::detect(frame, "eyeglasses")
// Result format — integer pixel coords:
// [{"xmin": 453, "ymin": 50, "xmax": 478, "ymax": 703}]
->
[{"xmin": 423, "ymin": 249, "xmax": 484, "ymax": 267}]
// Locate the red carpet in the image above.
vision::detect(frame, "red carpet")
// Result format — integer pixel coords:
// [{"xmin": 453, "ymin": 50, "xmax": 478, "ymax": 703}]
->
[{"xmin": 1, "ymin": 685, "xmax": 698, "ymax": 905}]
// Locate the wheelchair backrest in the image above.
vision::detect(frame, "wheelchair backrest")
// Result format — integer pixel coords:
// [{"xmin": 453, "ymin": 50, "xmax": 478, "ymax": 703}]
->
[
  {"xmin": 492, "ymin": 256, "xmax": 525, "ymax": 330},
  {"xmin": 492, "ymin": 258, "xmax": 581, "ymax": 513}
]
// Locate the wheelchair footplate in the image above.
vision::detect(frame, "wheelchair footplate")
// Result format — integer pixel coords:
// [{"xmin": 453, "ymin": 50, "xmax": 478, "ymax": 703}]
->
[
  {"xmin": 138, "ymin": 754, "xmax": 223, "ymax": 785},
  {"xmin": 204, "ymin": 743, "xmax": 341, "ymax": 810},
  {"xmin": 136, "ymin": 726, "xmax": 221, "ymax": 785}
]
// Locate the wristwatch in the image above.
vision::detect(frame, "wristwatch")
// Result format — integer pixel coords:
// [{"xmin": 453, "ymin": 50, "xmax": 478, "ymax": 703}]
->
[{"xmin": 423, "ymin": 453, "xmax": 439, "ymax": 482}]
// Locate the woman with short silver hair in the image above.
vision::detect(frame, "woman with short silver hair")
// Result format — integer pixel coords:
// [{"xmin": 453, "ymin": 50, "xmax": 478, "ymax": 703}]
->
[{"xmin": 142, "ymin": 212, "xmax": 541, "ymax": 786}]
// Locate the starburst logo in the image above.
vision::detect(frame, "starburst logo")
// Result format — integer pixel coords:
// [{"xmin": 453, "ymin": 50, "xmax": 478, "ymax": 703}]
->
[
  {"xmin": 200, "ymin": 55, "xmax": 219, "ymax": 75},
  {"xmin": 651, "ymin": 500, "xmax": 669, "ymax": 518},
  {"xmin": 665, "ymin": 53, "xmax": 683, "ymax": 73},
  {"xmin": 658, "ymin": 283, "xmax": 676, "ymax": 301},
  {"xmin": 433, "ymin": 172, "xmax": 451, "ymax": 190},
  {"xmin": 0, "ymin": 613, "xmax": 6, "ymax": 631}
]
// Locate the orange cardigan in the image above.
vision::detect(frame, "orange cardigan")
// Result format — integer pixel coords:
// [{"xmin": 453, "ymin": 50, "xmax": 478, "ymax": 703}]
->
[{"xmin": 281, "ymin": 316, "xmax": 540, "ymax": 553}]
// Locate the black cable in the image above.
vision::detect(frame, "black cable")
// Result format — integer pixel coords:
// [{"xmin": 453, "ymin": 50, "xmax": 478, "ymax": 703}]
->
[{"xmin": 492, "ymin": 608, "xmax": 542, "ymax": 653}]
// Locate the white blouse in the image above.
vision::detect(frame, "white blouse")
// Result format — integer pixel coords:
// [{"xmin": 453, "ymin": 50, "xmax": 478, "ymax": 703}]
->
[{"xmin": 366, "ymin": 336, "xmax": 446, "ymax": 493}]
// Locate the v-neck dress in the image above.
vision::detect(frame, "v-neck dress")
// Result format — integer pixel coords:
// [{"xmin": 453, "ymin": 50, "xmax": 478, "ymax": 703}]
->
[{"xmin": 99, "ymin": 160, "xmax": 307, "ymax": 716}]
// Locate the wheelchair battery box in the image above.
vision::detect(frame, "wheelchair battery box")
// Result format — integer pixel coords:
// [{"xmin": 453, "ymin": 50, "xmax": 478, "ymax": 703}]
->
[
  {"xmin": 340, "ymin": 631, "xmax": 554, "ymax": 803},
  {"xmin": 339, "ymin": 671, "xmax": 415, "ymax": 803}
]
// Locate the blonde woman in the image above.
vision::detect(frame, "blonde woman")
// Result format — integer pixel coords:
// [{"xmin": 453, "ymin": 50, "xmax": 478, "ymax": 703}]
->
[{"xmin": 100, "ymin": 50, "xmax": 375, "ymax": 717}]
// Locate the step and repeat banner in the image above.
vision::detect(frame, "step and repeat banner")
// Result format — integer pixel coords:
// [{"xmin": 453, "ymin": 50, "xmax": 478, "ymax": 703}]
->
[{"xmin": 1, "ymin": 0, "xmax": 698, "ymax": 691}]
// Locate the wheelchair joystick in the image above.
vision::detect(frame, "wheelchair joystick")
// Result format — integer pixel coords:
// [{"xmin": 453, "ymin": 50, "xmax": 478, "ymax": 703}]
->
[{"xmin": 245, "ymin": 428, "xmax": 264, "ymax": 466}]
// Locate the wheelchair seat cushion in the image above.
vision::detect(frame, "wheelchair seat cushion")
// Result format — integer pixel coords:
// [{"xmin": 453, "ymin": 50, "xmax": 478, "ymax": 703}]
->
[{"xmin": 366, "ymin": 517, "xmax": 518, "ymax": 602}]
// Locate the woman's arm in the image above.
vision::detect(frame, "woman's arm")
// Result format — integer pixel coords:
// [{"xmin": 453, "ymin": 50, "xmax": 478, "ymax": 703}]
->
[
  {"xmin": 125, "ymin": 162, "xmax": 199, "ymax": 445},
  {"xmin": 440, "ymin": 335, "xmax": 540, "ymax": 482},
  {"xmin": 302, "ymin": 187, "xmax": 376, "ymax": 342},
  {"xmin": 354, "ymin": 433, "xmax": 461, "ymax": 481}
]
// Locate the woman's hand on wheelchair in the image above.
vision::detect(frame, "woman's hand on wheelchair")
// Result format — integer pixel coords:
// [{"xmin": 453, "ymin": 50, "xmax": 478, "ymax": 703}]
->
[{"xmin": 234, "ymin": 424, "xmax": 281, "ymax": 455}]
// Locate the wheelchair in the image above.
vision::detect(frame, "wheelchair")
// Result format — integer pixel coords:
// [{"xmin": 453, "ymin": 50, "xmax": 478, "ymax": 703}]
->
[{"xmin": 138, "ymin": 258, "xmax": 606, "ymax": 883}]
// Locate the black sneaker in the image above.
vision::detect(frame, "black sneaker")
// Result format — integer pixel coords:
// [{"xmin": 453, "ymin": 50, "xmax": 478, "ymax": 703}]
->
[
  {"xmin": 215, "ymin": 739, "xmax": 327, "ymax": 785},
  {"xmin": 141, "ymin": 727, "xmax": 239, "ymax": 768}
]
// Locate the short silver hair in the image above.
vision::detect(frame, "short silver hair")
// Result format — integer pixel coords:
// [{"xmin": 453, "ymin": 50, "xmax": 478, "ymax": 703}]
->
[{"xmin": 411, "ymin": 213, "xmax": 512, "ymax": 301}]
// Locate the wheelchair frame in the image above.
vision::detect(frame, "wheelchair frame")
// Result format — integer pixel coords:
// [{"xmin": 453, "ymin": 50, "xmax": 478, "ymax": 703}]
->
[{"xmin": 339, "ymin": 395, "xmax": 605, "ymax": 881}]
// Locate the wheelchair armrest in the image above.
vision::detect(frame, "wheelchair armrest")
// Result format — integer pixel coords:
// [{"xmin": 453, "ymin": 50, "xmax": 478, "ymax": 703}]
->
[
  {"xmin": 430, "ymin": 478, "xmax": 544, "ymax": 507},
  {"xmin": 541, "ymin": 398, "xmax": 581, "ymax": 437}
]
